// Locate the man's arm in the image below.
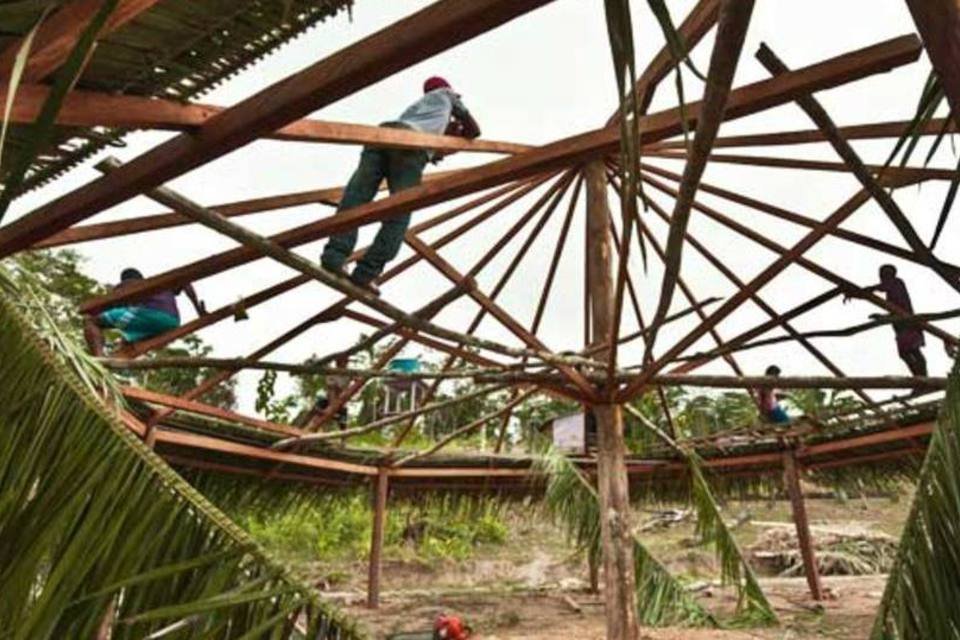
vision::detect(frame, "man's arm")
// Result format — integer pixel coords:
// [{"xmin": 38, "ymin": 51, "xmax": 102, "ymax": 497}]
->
[
  {"xmin": 842, "ymin": 282, "xmax": 882, "ymax": 303},
  {"xmin": 451, "ymin": 95, "xmax": 481, "ymax": 139},
  {"xmin": 181, "ymin": 283, "xmax": 208, "ymax": 316}
]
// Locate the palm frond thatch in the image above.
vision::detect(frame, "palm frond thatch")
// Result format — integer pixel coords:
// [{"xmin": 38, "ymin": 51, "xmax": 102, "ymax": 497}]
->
[
  {"xmin": 870, "ymin": 358, "xmax": 960, "ymax": 639},
  {"xmin": 0, "ymin": 267, "xmax": 362, "ymax": 639}
]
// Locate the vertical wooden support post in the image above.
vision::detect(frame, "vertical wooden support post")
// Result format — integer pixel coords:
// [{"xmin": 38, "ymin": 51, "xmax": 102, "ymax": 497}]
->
[
  {"xmin": 782, "ymin": 450, "xmax": 824, "ymax": 601},
  {"xmin": 367, "ymin": 466, "xmax": 389, "ymax": 609},
  {"xmin": 584, "ymin": 160, "xmax": 640, "ymax": 640}
]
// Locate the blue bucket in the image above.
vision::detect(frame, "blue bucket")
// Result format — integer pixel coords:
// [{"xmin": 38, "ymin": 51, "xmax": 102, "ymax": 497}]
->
[{"xmin": 388, "ymin": 358, "xmax": 420, "ymax": 373}]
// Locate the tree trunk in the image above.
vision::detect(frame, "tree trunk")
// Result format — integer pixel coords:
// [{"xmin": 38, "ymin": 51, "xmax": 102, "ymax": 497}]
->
[
  {"xmin": 584, "ymin": 160, "xmax": 640, "ymax": 640},
  {"xmin": 367, "ymin": 467, "xmax": 389, "ymax": 608}
]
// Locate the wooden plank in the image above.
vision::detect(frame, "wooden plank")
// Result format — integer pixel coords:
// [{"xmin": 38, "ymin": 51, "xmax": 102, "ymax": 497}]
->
[
  {"xmin": 782, "ymin": 451, "xmax": 824, "ymax": 601},
  {"xmin": 644, "ymin": 149, "xmax": 959, "ymax": 181},
  {"xmin": 122, "ymin": 385, "xmax": 303, "ymax": 437},
  {"xmin": 802, "ymin": 421, "xmax": 935, "ymax": 457},
  {"xmin": 35, "ymin": 170, "xmax": 459, "ymax": 249},
  {"xmin": 73, "ymin": 35, "xmax": 924, "ymax": 313},
  {"xmin": 905, "ymin": 0, "xmax": 960, "ymax": 130},
  {"xmin": 0, "ymin": 0, "xmax": 163, "ymax": 81},
  {"xmin": 653, "ymin": 117, "xmax": 956, "ymax": 149},
  {"xmin": 154, "ymin": 429, "xmax": 378, "ymax": 476},
  {"xmin": 1, "ymin": 84, "xmax": 530, "ymax": 154},
  {"xmin": 0, "ymin": 0, "xmax": 558, "ymax": 255}
]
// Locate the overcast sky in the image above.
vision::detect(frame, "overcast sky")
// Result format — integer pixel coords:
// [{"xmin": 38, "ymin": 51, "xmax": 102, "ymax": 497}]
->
[{"xmin": 8, "ymin": 0, "xmax": 957, "ymax": 413}]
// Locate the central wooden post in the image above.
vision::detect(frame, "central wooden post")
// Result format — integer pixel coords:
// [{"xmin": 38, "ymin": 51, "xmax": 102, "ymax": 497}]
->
[
  {"xmin": 584, "ymin": 160, "xmax": 640, "ymax": 640},
  {"xmin": 782, "ymin": 450, "xmax": 824, "ymax": 601},
  {"xmin": 367, "ymin": 466, "xmax": 389, "ymax": 608}
]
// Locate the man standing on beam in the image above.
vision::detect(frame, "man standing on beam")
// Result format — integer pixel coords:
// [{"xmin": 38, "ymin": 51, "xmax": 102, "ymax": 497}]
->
[{"xmin": 320, "ymin": 76, "xmax": 481, "ymax": 295}]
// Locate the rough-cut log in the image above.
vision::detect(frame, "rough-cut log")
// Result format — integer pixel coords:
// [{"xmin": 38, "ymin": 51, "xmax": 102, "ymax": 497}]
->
[
  {"xmin": 1, "ymin": 84, "xmax": 530, "ymax": 154},
  {"xmin": 904, "ymin": 0, "xmax": 960, "ymax": 130},
  {"xmin": 0, "ymin": 0, "xmax": 558, "ymax": 256},
  {"xmin": 0, "ymin": 0, "xmax": 162, "ymax": 81},
  {"xmin": 367, "ymin": 468, "xmax": 389, "ymax": 609},
  {"xmin": 782, "ymin": 451, "xmax": 824, "ymax": 601},
  {"xmin": 70, "ymin": 35, "xmax": 923, "ymax": 313},
  {"xmin": 584, "ymin": 161, "xmax": 639, "ymax": 640}
]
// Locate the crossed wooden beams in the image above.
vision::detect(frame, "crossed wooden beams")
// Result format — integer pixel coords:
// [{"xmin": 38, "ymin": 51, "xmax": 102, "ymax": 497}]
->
[{"xmin": 1, "ymin": 0, "xmax": 954, "ymax": 417}]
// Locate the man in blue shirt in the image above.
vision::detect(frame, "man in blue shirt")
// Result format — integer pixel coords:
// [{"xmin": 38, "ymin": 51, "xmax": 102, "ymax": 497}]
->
[{"xmin": 320, "ymin": 76, "xmax": 481, "ymax": 294}]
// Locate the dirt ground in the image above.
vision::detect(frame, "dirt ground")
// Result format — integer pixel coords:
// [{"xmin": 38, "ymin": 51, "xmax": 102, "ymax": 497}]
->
[{"xmin": 314, "ymin": 497, "xmax": 908, "ymax": 639}]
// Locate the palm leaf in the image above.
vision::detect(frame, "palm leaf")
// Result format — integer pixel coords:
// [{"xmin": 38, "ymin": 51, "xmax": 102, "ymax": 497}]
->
[
  {"xmin": 0, "ymin": 265, "xmax": 362, "ymax": 639},
  {"xmin": 536, "ymin": 449, "xmax": 715, "ymax": 627},
  {"xmin": 870, "ymin": 358, "xmax": 960, "ymax": 639},
  {"xmin": 0, "ymin": 5, "xmax": 50, "ymax": 171},
  {"xmin": 0, "ymin": 0, "xmax": 118, "ymax": 217}
]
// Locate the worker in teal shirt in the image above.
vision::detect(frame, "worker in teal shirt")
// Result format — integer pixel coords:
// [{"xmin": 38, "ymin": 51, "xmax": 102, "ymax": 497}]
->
[
  {"xmin": 320, "ymin": 76, "xmax": 481, "ymax": 295},
  {"xmin": 84, "ymin": 268, "xmax": 207, "ymax": 356}
]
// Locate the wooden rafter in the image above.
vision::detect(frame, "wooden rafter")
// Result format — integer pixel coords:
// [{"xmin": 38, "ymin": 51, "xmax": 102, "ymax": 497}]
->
[
  {"xmin": 1, "ymin": 84, "xmax": 529, "ymax": 154},
  {"xmin": 72, "ymin": 34, "xmax": 924, "ymax": 315},
  {"xmin": 0, "ymin": 0, "xmax": 559, "ymax": 256}
]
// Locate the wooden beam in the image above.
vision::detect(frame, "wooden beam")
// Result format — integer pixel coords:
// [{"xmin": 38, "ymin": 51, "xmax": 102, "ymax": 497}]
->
[
  {"xmin": 640, "ymin": 162, "xmax": 960, "ymax": 279},
  {"xmin": 367, "ymin": 467, "xmax": 389, "ymax": 609},
  {"xmin": 71, "ymin": 35, "xmax": 924, "ymax": 313},
  {"xmin": 584, "ymin": 160, "xmax": 639, "ymax": 640},
  {"xmin": 0, "ymin": 0, "xmax": 558, "ymax": 256},
  {"xmin": 644, "ymin": 149, "xmax": 960, "ymax": 181},
  {"xmin": 35, "ymin": 169, "xmax": 464, "ymax": 249},
  {"xmin": 1, "ymin": 84, "xmax": 530, "ymax": 154},
  {"xmin": 904, "ymin": 0, "xmax": 960, "ymax": 130},
  {"xmin": 782, "ymin": 451, "xmax": 824, "ymax": 601},
  {"xmin": 755, "ymin": 43, "xmax": 960, "ymax": 297},
  {"xmin": 653, "ymin": 117, "xmax": 956, "ymax": 149},
  {"xmin": 121, "ymin": 386, "xmax": 303, "ymax": 437},
  {"xmin": 0, "ymin": 0, "xmax": 162, "ymax": 82},
  {"xmin": 155, "ymin": 429, "xmax": 378, "ymax": 476}
]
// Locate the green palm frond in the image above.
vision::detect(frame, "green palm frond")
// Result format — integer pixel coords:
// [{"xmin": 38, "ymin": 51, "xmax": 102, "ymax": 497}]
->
[
  {"xmin": 536, "ymin": 449, "xmax": 715, "ymax": 627},
  {"xmin": 0, "ymin": 265, "xmax": 362, "ymax": 639},
  {"xmin": 871, "ymin": 358, "xmax": 960, "ymax": 639},
  {"xmin": 688, "ymin": 456, "xmax": 777, "ymax": 626}
]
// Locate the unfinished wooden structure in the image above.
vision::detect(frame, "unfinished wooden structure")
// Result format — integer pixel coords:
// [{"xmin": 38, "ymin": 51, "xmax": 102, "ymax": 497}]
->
[{"xmin": 3, "ymin": 0, "xmax": 960, "ymax": 637}]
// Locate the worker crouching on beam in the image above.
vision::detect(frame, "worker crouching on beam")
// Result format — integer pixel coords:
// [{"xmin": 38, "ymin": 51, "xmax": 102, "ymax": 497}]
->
[{"xmin": 320, "ymin": 76, "xmax": 481, "ymax": 295}]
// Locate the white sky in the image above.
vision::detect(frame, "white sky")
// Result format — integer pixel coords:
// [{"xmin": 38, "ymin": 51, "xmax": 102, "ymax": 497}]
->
[{"xmin": 8, "ymin": 0, "xmax": 958, "ymax": 413}]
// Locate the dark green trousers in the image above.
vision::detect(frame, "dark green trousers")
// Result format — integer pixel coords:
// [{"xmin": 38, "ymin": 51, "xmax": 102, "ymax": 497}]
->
[{"xmin": 321, "ymin": 130, "xmax": 428, "ymax": 284}]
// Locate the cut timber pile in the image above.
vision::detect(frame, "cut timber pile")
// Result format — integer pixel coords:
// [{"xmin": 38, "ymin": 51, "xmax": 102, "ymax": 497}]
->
[{"xmin": 750, "ymin": 524, "xmax": 898, "ymax": 576}]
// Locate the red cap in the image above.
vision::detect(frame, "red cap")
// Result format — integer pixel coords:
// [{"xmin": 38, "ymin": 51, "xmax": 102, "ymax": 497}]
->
[{"xmin": 423, "ymin": 76, "xmax": 451, "ymax": 93}]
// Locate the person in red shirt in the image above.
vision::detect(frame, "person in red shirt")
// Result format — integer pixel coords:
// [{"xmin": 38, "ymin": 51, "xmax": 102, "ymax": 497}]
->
[{"xmin": 845, "ymin": 264, "xmax": 927, "ymax": 376}]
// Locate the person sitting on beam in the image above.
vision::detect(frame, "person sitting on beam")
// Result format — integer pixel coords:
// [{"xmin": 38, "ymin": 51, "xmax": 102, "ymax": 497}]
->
[
  {"xmin": 84, "ymin": 267, "xmax": 207, "ymax": 356},
  {"xmin": 320, "ymin": 76, "xmax": 481, "ymax": 295},
  {"xmin": 844, "ymin": 264, "xmax": 927, "ymax": 377}
]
